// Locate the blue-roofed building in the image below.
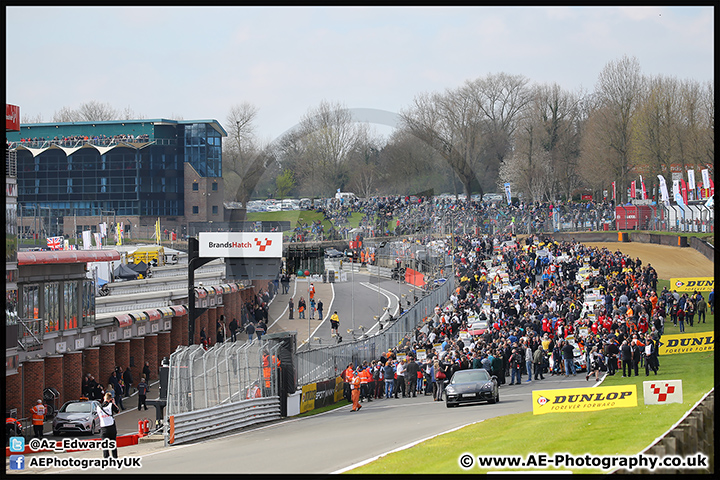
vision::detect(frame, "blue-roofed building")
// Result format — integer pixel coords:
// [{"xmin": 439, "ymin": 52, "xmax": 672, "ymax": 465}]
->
[{"xmin": 7, "ymin": 118, "xmax": 227, "ymax": 239}]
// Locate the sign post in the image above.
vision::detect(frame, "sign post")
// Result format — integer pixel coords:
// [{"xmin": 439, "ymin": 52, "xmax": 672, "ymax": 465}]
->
[{"xmin": 189, "ymin": 233, "xmax": 283, "ymax": 345}]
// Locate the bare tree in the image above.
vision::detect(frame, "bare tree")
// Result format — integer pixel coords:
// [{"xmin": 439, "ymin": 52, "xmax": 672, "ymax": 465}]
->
[
  {"xmin": 21, "ymin": 112, "xmax": 44, "ymax": 124},
  {"xmin": 630, "ymin": 74, "xmax": 680, "ymax": 190},
  {"xmin": 499, "ymin": 148, "xmax": 552, "ymax": 204},
  {"xmin": 533, "ymin": 83, "xmax": 585, "ymax": 200},
  {"xmin": 347, "ymin": 124, "xmax": 384, "ymax": 198},
  {"xmin": 289, "ymin": 100, "xmax": 365, "ymax": 196},
  {"xmin": 401, "ymin": 73, "xmax": 531, "ymax": 199},
  {"xmin": 51, "ymin": 101, "xmax": 140, "ymax": 122},
  {"xmin": 578, "ymin": 104, "xmax": 618, "ymax": 197},
  {"xmin": 591, "ymin": 55, "xmax": 645, "ymax": 202},
  {"xmin": 222, "ymin": 102, "xmax": 266, "ymax": 214}
]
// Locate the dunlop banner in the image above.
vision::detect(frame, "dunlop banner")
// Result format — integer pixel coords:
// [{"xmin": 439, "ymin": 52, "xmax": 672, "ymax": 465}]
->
[
  {"xmin": 334, "ymin": 376, "xmax": 344, "ymax": 403},
  {"xmin": 300, "ymin": 383, "xmax": 317, "ymax": 414},
  {"xmin": 532, "ymin": 385, "xmax": 637, "ymax": 415},
  {"xmin": 658, "ymin": 331, "xmax": 714, "ymax": 355},
  {"xmin": 669, "ymin": 277, "xmax": 714, "ymax": 292}
]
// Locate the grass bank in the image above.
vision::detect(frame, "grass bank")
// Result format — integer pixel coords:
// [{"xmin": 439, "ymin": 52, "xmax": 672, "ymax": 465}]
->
[{"xmin": 350, "ymin": 298, "xmax": 714, "ymax": 474}]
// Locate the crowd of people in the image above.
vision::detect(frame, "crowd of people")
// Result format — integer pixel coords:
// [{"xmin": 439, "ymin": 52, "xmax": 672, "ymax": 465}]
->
[
  {"xmin": 81, "ymin": 362, "xmax": 153, "ymax": 411},
  {"xmin": 12, "ymin": 133, "xmax": 151, "ymax": 149},
  {"xmin": 339, "ymin": 228, "xmax": 713, "ymax": 406}
]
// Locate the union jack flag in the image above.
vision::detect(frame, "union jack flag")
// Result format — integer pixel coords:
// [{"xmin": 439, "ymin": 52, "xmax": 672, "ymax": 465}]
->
[{"xmin": 47, "ymin": 236, "xmax": 63, "ymax": 250}]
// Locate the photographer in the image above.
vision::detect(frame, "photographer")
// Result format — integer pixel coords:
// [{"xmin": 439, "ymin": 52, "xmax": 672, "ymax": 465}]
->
[{"xmin": 96, "ymin": 392, "xmax": 119, "ymax": 459}]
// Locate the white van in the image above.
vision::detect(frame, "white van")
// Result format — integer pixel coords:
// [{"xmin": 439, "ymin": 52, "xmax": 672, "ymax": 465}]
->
[{"xmin": 335, "ymin": 192, "xmax": 357, "ymax": 202}]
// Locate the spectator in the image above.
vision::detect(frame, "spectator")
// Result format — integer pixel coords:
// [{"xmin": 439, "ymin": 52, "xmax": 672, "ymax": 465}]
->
[
  {"xmin": 123, "ymin": 366, "xmax": 134, "ymax": 396},
  {"xmin": 229, "ymin": 318, "xmax": 239, "ymax": 342},
  {"xmin": 696, "ymin": 295, "xmax": 707, "ymax": 324},
  {"xmin": 137, "ymin": 377, "xmax": 149, "ymax": 411},
  {"xmin": 562, "ymin": 341, "xmax": 576, "ymax": 377}
]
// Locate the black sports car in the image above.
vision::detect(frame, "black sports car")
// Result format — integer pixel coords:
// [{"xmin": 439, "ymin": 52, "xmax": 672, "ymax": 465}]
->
[{"xmin": 445, "ymin": 368, "xmax": 499, "ymax": 408}]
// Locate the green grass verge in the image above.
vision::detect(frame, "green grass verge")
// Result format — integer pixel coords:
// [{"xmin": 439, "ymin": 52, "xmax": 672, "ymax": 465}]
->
[
  {"xmin": 246, "ymin": 211, "xmax": 364, "ymax": 239},
  {"xmin": 349, "ymin": 301, "xmax": 715, "ymax": 474}
]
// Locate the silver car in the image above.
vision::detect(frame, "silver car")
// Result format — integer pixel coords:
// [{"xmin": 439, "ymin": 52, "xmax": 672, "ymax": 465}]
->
[{"xmin": 52, "ymin": 400, "xmax": 101, "ymax": 436}]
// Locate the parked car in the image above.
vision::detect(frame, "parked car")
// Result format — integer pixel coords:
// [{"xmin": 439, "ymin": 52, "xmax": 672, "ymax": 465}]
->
[
  {"xmin": 324, "ymin": 248, "xmax": 345, "ymax": 258},
  {"xmin": 445, "ymin": 368, "xmax": 499, "ymax": 408},
  {"xmin": 52, "ymin": 400, "xmax": 101, "ymax": 436},
  {"xmin": 467, "ymin": 319, "xmax": 489, "ymax": 336}
]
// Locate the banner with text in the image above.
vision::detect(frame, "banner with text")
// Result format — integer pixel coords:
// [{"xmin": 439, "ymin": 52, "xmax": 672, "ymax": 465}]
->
[
  {"xmin": 658, "ymin": 331, "xmax": 714, "ymax": 355},
  {"xmin": 199, "ymin": 232, "xmax": 283, "ymax": 258},
  {"xmin": 532, "ymin": 385, "xmax": 638, "ymax": 415},
  {"xmin": 669, "ymin": 277, "xmax": 714, "ymax": 292}
]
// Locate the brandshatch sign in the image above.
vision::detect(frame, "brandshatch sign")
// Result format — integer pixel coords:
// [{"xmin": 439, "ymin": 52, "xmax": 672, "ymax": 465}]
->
[{"xmin": 199, "ymin": 232, "xmax": 282, "ymax": 258}]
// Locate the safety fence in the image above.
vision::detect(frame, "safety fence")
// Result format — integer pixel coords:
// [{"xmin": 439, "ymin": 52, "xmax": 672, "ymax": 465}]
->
[
  {"xmin": 165, "ymin": 396, "xmax": 281, "ymax": 446},
  {"xmin": 164, "ymin": 340, "xmax": 282, "ymax": 445},
  {"xmin": 654, "ymin": 204, "xmax": 714, "ymax": 233},
  {"xmin": 294, "ymin": 278, "xmax": 454, "ymax": 386},
  {"xmin": 166, "ymin": 340, "xmax": 280, "ymax": 415}
]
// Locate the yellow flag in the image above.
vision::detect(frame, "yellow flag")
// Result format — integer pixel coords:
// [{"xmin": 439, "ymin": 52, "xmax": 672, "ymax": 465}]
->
[{"xmin": 156, "ymin": 218, "xmax": 161, "ymax": 245}]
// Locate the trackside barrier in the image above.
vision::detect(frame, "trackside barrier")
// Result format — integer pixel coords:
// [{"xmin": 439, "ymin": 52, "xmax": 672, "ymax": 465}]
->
[
  {"xmin": 165, "ymin": 396, "xmax": 281, "ymax": 446},
  {"xmin": 165, "ymin": 340, "xmax": 281, "ymax": 445},
  {"xmin": 295, "ymin": 279, "xmax": 454, "ymax": 386},
  {"xmin": 366, "ymin": 265, "xmax": 393, "ymax": 279}
]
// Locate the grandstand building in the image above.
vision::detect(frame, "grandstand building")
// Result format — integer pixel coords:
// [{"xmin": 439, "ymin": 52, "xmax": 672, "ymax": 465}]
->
[{"xmin": 6, "ymin": 118, "xmax": 227, "ymax": 240}]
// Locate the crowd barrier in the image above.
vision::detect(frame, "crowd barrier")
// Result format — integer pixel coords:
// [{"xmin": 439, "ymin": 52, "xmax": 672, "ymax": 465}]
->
[{"xmin": 612, "ymin": 390, "xmax": 714, "ymax": 474}]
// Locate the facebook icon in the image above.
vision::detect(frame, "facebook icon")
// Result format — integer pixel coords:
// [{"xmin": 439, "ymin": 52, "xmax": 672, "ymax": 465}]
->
[{"xmin": 10, "ymin": 455, "xmax": 25, "ymax": 470}]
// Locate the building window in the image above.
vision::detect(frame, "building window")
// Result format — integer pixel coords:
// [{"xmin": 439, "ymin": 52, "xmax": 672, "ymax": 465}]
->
[
  {"xmin": 44, "ymin": 282, "xmax": 60, "ymax": 332},
  {"xmin": 63, "ymin": 281, "xmax": 78, "ymax": 330},
  {"xmin": 82, "ymin": 279, "xmax": 95, "ymax": 328},
  {"xmin": 193, "ymin": 183, "xmax": 199, "ymax": 191},
  {"xmin": 212, "ymin": 205, "xmax": 218, "ymax": 215},
  {"xmin": 212, "ymin": 182, "xmax": 218, "ymax": 191},
  {"xmin": 193, "ymin": 206, "xmax": 199, "ymax": 215}
]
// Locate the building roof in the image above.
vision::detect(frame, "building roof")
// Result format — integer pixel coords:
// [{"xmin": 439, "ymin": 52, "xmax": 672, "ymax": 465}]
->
[
  {"xmin": 6, "ymin": 118, "xmax": 227, "ymax": 143},
  {"xmin": 18, "ymin": 250, "xmax": 121, "ymax": 265}
]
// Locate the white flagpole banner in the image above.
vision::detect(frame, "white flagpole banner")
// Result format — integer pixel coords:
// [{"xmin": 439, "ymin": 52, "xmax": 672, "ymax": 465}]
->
[
  {"xmin": 82, "ymin": 230, "xmax": 92, "ymax": 250},
  {"xmin": 504, "ymin": 183, "xmax": 512, "ymax": 205},
  {"xmin": 701, "ymin": 168, "xmax": 710, "ymax": 189},
  {"xmin": 687, "ymin": 169, "xmax": 695, "ymax": 190},
  {"xmin": 657, "ymin": 175, "xmax": 670, "ymax": 205}
]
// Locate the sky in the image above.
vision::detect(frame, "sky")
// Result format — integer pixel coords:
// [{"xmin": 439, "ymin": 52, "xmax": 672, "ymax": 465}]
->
[{"xmin": 6, "ymin": 6, "xmax": 714, "ymax": 144}]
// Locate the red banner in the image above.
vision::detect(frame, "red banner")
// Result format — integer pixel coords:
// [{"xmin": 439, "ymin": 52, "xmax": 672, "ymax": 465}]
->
[
  {"xmin": 6, "ymin": 104, "xmax": 20, "ymax": 131},
  {"xmin": 680, "ymin": 178, "xmax": 688, "ymax": 205},
  {"xmin": 404, "ymin": 268, "xmax": 425, "ymax": 287}
]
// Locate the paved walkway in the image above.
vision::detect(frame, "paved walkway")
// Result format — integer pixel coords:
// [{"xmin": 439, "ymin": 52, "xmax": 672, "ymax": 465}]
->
[{"xmin": 266, "ymin": 275, "xmax": 336, "ymax": 349}]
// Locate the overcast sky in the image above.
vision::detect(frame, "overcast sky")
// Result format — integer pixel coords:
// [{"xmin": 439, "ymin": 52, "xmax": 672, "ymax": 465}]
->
[{"xmin": 6, "ymin": 6, "xmax": 714, "ymax": 143}]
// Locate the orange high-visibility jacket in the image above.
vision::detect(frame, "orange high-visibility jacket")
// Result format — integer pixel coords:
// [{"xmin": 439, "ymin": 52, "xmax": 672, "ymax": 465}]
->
[{"xmin": 31, "ymin": 404, "xmax": 46, "ymax": 426}]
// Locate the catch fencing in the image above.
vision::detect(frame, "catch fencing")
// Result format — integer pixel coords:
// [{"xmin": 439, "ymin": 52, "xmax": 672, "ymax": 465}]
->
[{"xmin": 164, "ymin": 340, "xmax": 282, "ymax": 445}]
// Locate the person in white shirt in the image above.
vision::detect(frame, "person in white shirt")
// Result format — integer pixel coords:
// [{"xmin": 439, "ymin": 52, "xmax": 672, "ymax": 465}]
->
[
  {"xmin": 395, "ymin": 360, "xmax": 406, "ymax": 398},
  {"xmin": 97, "ymin": 392, "xmax": 119, "ymax": 458}
]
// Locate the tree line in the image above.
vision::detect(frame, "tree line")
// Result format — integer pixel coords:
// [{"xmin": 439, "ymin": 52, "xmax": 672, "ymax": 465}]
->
[
  {"xmin": 226, "ymin": 55, "xmax": 712, "ymax": 206},
  {"xmin": 30, "ymin": 55, "xmax": 712, "ymax": 207}
]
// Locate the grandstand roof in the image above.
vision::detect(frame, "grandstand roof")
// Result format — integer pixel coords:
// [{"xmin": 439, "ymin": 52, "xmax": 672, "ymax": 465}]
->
[{"xmin": 6, "ymin": 118, "xmax": 227, "ymax": 144}]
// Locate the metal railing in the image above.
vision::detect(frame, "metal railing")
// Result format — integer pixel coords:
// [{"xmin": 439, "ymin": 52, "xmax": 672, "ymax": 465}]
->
[
  {"xmin": 295, "ymin": 278, "xmax": 454, "ymax": 386},
  {"xmin": 165, "ymin": 340, "xmax": 283, "ymax": 445},
  {"xmin": 166, "ymin": 340, "xmax": 280, "ymax": 416}
]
